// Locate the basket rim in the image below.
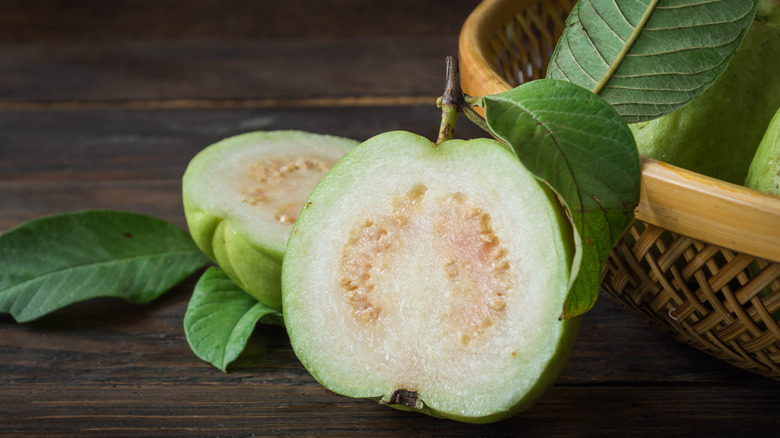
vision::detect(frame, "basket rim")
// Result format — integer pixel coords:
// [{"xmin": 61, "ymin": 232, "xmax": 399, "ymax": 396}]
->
[{"xmin": 458, "ymin": 0, "xmax": 780, "ymax": 263}]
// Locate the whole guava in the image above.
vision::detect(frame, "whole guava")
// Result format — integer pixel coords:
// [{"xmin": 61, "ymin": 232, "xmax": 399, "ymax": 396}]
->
[
  {"xmin": 745, "ymin": 105, "xmax": 780, "ymax": 195},
  {"xmin": 630, "ymin": 2, "xmax": 780, "ymax": 184}
]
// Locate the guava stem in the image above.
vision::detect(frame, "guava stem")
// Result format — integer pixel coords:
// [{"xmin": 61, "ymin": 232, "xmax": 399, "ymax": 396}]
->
[{"xmin": 436, "ymin": 56, "xmax": 465, "ymax": 145}]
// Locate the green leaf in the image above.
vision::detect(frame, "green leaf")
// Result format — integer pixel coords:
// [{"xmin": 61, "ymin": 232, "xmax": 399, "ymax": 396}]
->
[
  {"xmin": 184, "ymin": 266, "xmax": 283, "ymax": 372},
  {"xmin": 0, "ymin": 210, "xmax": 210, "ymax": 322},
  {"xmin": 484, "ymin": 79, "xmax": 640, "ymax": 318},
  {"xmin": 547, "ymin": 0, "xmax": 757, "ymax": 123}
]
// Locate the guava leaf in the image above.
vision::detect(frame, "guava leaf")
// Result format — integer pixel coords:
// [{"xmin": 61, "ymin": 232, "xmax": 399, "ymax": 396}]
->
[
  {"xmin": 483, "ymin": 79, "xmax": 640, "ymax": 319},
  {"xmin": 0, "ymin": 210, "xmax": 210, "ymax": 323},
  {"xmin": 547, "ymin": 0, "xmax": 757, "ymax": 123},
  {"xmin": 184, "ymin": 266, "xmax": 283, "ymax": 372}
]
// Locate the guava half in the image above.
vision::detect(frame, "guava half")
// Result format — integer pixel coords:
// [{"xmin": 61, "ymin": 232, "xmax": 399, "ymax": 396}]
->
[
  {"xmin": 282, "ymin": 131, "xmax": 580, "ymax": 423},
  {"xmin": 182, "ymin": 130, "xmax": 358, "ymax": 309}
]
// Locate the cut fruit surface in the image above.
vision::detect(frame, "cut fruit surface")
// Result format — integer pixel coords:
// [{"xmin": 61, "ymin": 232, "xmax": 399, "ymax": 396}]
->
[
  {"xmin": 282, "ymin": 131, "xmax": 579, "ymax": 423},
  {"xmin": 183, "ymin": 130, "xmax": 358, "ymax": 309}
]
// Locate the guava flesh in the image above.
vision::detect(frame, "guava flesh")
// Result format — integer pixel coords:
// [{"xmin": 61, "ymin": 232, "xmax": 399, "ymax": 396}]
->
[
  {"xmin": 630, "ymin": 12, "xmax": 780, "ymax": 184},
  {"xmin": 282, "ymin": 131, "xmax": 580, "ymax": 423},
  {"xmin": 182, "ymin": 130, "xmax": 358, "ymax": 309}
]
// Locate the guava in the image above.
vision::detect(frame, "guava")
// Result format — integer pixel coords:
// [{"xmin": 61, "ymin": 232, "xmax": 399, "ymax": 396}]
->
[
  {"xmin": 745, "ymin": 103, "xmax": 780, "ymax": 319},
  {"xmin": 281, "ymin": 131, "xmax": 580, "ymax": 423},
  {"xmin": 182, "ymin": 130, "xmax": 358, "ymax": 309},
  {"xmin": 745, "ymin": 106, "xmax": 780, "ymax": 196},
  {"xmin": 630, "ymin": 3, "xmax": 780, "ymax": 184}
]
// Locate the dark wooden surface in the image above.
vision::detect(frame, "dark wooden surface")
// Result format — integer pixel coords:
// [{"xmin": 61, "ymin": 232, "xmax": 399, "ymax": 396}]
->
[{"xmin": 1, "ymin": 1, "xmax": 779, "ymax": 436}]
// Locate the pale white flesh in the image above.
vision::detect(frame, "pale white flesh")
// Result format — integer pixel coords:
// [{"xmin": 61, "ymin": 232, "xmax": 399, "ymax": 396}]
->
[
  {"xmin": 183, "ymin": 130, "xmax": 358, "ymax": 254},
  {"xmin": 283, "ymin": 131, "xmax": 575, "ymax": 422}
]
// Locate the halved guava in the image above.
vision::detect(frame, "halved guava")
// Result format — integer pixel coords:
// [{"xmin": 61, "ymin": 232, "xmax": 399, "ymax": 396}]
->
[
  {"xmin": 282, "ymin": 131, "xmax": 580, "ymax": 423},
  {"xmin": 182, "ymin": 130, "xmax": 358, "ymax": 309}
]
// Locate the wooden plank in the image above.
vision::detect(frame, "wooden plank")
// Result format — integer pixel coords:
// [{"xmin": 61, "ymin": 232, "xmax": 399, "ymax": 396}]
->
[
  {"xmin": 2, "ymin": 382, "xmax": 779, "ymax": 436},
  {"xmin": 0, "ymin": 37, "xmax": 461, "ymax": 102},
  {"xmin": 0, "ymin": 181, "xmax": 187, "ymax": 230},
  {"xmin": 0, "ymin": 0, "xmax": 480, "ymax": 42},
  {"xmin": 0, "ymin": 287, "xmax": 749, "ymax": 385},
  {"xmin": 0, "ymin": 105, "xmax": 492, "ymax": 229},
  {"xmin": 0, "ymin": 294, "xmax": 776, "ymax": 435},
  {"xmin": 0, "ymin": 106, "xmax": 488, "ymax": 185}
]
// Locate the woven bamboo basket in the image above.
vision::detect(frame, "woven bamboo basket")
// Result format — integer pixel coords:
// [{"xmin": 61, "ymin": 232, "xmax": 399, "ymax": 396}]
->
[{"xmin": 459, "ymin": 0, "xmax": 780, "ymax": 379}]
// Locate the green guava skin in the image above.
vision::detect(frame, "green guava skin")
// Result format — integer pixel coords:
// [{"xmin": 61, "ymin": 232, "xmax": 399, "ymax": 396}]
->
[
  {"xmin": 630, "ymin": 8, "xmax": 780, "ymax": 184},
  {"xmin": 183, "ymin": 202, "xmax": 285, "ymax": 309},
  {"xmin": 282, "ymin": 131, "xmax": 580, "ymax": 423},
  {"xmin": 745, "ymin": 106, "xmax": 780, "ymax": 196},
  {"xmin": 182, "ymin": 130, "xmax": 358, "ymax": 310}
]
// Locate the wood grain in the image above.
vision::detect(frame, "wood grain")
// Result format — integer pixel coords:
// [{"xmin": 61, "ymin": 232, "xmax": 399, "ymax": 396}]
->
[
  {"xmin": 2, "ymin": 288, "xmax": 776, "ymax": 436},
  {"xmin": 0, "ymin": 38, "xmax": 458, "ymax": 103},
  {"xmin": 0, "ymin": 0, "xmax": 480, "ymax": 42},
  {"xmin": 0, "ymin": 106, "xmax": 485, "ymax": 183},
  {"xmin": 0, "ymin": 106, "xmax": 489, "ymax": 230}
]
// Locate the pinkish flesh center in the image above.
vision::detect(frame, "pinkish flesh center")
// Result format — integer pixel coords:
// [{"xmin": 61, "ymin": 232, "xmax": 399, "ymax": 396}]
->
[{"xmin": 338, "ymin": 184, "xmax": 512, "ymax": 345}]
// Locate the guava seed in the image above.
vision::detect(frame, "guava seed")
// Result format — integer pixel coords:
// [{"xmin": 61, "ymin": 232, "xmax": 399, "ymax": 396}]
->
[{"xmin": 242, "ymin": 157, "xmax": 332, "ymax": 224}]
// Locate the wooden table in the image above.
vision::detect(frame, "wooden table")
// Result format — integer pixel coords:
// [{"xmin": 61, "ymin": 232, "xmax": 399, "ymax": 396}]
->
[{"xmin": 1, "ymin": 1, "xmax": 779, "ymax": 435}]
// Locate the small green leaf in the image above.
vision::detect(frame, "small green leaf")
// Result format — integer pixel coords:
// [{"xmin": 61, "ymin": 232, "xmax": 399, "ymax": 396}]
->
[
  {"xmin": 184, "ymin": 266, "xmax": 283, "ymax": 372},
  {"xmin": 548, "ymin": 0, "xmax": 757, "ymax": 123},
  {"xmin": 484, "ymin": 79, "xmax": 640, "ymax": 318},
  {"xmin": 0, "ymin": 210, "xmax": 210, "ymax": 322}
]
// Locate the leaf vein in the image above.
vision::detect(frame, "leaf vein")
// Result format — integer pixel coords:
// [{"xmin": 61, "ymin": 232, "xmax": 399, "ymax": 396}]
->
[
  {"xmin": 580, "ymin": 0, "xmax": 612, "ymax": 67},
  {"xmin": 0, "ymin": 249, "xmax": 202, "ymax": 296},
  {"xmin": 592, "ymin": 0, "xmax": 659, "ymax": 95}
]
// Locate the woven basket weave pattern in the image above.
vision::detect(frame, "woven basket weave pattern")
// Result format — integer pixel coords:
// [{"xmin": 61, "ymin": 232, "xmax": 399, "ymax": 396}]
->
[
  {"xmin": 606, "ymin": 223, "xmax": 780, "ymax": 377},
  {"xmin": 488, "ymin": 0, "xmax": 574, "ymax": 85},
  {"xmin": 462, "ymin": 0, "xmax": 780, "ymax": 380}
]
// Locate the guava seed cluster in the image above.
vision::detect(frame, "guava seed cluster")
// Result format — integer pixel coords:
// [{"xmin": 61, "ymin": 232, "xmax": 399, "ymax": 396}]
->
[
  {"xmin": 242, "ymin": 156, "xmax": 332, "ymax": 224},
  {"xmin": 338, "ymin": 183, "xmax": 512, "ymax": 347}
]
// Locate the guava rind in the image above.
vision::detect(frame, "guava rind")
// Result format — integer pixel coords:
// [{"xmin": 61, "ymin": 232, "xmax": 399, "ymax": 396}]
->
[
  {"xmin": 182, "ymin": 130, "xmax": 358, "ymax": 309},
  {"xmin": 630, "ymin": 17, "xmax": 780, "ymax": 184},
  {"xmin": 282, "ymin": 131, "xmax": 579, "ymax": 423}
]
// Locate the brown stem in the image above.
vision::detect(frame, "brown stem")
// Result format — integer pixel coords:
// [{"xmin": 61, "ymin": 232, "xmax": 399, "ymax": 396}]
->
[{"xmin": 436, "ymin": 56, "xmax": 466, "ymax": 145}]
